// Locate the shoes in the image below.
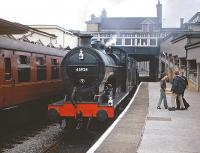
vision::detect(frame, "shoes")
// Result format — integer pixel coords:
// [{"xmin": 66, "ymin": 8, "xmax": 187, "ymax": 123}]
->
[
  {"xmin": 157, "ymin": 106, "xmax": 168, "ymax": 109},
  {"xmin": 180, "ymin": 108, "xmax": 186, "ymax": 110},
  {"xmin": 157, "ymin": 106, "xmax": 161, "ymax": 109},
  {"xmin": 168, "ymin": 107, "xmax": 176, "ymax": 111}
]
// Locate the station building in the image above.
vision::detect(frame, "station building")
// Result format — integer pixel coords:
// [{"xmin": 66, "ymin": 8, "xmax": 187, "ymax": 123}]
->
[
  {"xmin": 160, "ymin": 12, "xmax": 200, "ymax": 91},
  {"xmin": 13, "ymin": 25, "xmax": 78, "ymax": 50},
  {"xmin": 29, "ymin": 25, "xmax": 78, "ymax": 49}
]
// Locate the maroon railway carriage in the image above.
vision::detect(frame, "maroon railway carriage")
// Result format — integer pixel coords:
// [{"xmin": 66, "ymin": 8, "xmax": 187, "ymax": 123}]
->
[{"xmin": 0, "ymin": 36, "xmax": 67, "ymax": 110}]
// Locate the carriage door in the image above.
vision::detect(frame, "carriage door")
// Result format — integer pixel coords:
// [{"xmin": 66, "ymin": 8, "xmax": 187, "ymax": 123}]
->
[{"xmin": 2, "ymin": 50, "xmax": 14, "ymax": 108}]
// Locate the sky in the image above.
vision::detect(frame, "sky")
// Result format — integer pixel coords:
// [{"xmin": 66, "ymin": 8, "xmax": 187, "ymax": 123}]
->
[{"xmin": 0, "ymin": 0, "xmax": 200, "ymax": 31}]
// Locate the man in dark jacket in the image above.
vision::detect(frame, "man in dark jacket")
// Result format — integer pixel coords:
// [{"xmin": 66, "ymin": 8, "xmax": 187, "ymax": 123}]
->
[
  {"xmin": 169, "ymin": 71, "xmax": 185, "ymax": 111},
  {"xmin": 179, "ymin": 69, "xmax": 188, "ymax": 96},
  {"xmin": 177, "ymin": 69, "xmax": 190, "ymax": 109}
]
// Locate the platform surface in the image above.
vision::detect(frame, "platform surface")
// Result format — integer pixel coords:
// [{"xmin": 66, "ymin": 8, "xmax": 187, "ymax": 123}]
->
[
  {"xmin": 88, "ymin": 82, "xmax": 149, "ymax": 153},
  {"xmin": 88, "ymin": 82, "xmax": 200, "ymax": 153}
]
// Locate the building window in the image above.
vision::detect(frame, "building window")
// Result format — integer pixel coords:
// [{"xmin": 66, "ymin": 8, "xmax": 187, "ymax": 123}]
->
[
  {"xmin": 116, "ymin": 38, "xmax": 122, "ymax": 45},
  {"xmin": 17, "ymin": 55, "xmax": 30, "ymax": 82},
  {"xmin": 150, "ymin": 39, "xmax": 156, "ymax": 46},
  {"xmin": 141, "ymin": 39, "xmax": 147, "ymax": 46},
  {"xmin": 132, "ymin": 39, "xmax": 135, "ymax": 46},
  {"xmin": 36, "ymin": 57, "xmax": 46, "ymax": 81},
  {"xmin": 137, "ymin": 61, "xmax": 150, "ymax": 77},
  {"xmin": 143, "ymin": 24, "xmax": 148, "ymax": 32},
  {"xmin": 91, "ymin": 38, "xmax": 97, "ymax": 41},
  {"xmin": 149, "ymin": 24, "xmax": 154, "ymax": 32},
  {"xmin": 106, "ymin": 34, "xmax": 111, "ymax": 37},
  {"xmin": 137, "ymin": 39, "xmax": 141, "ymax": 46},
  {"xmin": 51, "ymin": 59, "xmax": 59, "ymax": 80},
  {"xmin": 120, "ymin": 33, "xmax": 124, "ymax": 37},
  {"xmin": 104, "ymin": 38, "xmax": 109, "ymax": 44},
  {"xmin": 92, "ymin": 34, "xmax": 98, "ymax": 37},
  {"xmin": 125, "ymin": 39, "xmax": 131, "ymax": 45},
  {"xmin": 4, "ymin": 58, "xmax": 12, "ymax": 80}
]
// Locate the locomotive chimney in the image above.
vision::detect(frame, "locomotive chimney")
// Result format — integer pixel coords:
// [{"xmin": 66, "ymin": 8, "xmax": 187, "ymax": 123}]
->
[{"xmin": 78, "ymin": 34, "xmax": 93, "ymax": 47}]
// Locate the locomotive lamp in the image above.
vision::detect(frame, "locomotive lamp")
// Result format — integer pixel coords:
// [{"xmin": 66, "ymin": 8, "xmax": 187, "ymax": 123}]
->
[
  {"xmin": 79, "ymin": 49, "xmax": 84, "ymax": 60},
  {"xmin": 108, "ymin": 96, "xmax": 113, "ymax": 106}
]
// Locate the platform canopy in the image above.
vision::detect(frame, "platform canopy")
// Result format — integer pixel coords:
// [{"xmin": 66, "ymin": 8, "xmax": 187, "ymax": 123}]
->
[{"xmin": 0, "ymin": 18, "xmax": 29, "ymax": 34}]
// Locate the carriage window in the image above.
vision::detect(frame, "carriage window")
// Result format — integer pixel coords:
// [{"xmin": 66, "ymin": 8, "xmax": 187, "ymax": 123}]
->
[
  {"xmin": 4, "ymin": 58, "xmax": 12, "ymax": 80},
  {"xmin": 51, "ymin": 58, "xmax": 59, "ymax": 80},
  {"xmin": 18, "ymin": 55, "xmax": 30, "ymax": 64},
  {"xmin": 18, "ymin": 55, "xmax": 30, "ymax": 82},
  {"xmin": 36, "ymin": 57, "xmax": 46, "ymax": 81}
]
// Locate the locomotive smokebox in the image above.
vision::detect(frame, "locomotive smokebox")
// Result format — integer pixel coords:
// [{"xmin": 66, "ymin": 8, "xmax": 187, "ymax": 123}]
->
[{"xmin": 78, "ymin": 34, "xmax": 93, "ymax": 47}]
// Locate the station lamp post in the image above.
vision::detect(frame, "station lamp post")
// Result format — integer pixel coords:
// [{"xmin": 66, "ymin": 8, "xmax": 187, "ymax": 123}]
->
[{"xmin": 185, "ymin": 45, "xmax": 189, "ymax": 79}]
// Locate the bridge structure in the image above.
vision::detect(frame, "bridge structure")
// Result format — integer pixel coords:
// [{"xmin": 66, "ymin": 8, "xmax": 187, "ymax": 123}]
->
[{"xmin": 91, "ymin": 33, "xmax": 161, "ymax": 81}]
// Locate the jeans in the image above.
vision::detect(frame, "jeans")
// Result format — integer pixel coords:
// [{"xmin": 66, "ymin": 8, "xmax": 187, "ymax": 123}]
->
[{"xmin": 157, "ymin": 89, "xmax": 168, "ymax": 108}]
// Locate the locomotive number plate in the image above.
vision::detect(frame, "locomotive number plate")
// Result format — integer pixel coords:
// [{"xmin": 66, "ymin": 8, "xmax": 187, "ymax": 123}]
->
[{"xmin": 76, "ymin": 68, "xmax": 88, "ymax": 72}]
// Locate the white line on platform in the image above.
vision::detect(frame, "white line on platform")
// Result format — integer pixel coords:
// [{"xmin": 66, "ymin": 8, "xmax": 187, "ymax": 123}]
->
[{"xmin": 86, "ymin": 82, "xmax": 142, "ymax": 153}]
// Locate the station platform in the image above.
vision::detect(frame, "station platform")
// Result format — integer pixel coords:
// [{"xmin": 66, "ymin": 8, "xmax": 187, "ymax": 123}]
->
[{"xmin": 87, "ymin": 82, "xmax": 200, "ymax": 153}]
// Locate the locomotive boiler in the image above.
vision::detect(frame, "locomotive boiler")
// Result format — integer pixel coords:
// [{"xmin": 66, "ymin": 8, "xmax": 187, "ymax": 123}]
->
[{"xmin": 48, "ymin": 34, "xmax": 137, "ymax": 129}]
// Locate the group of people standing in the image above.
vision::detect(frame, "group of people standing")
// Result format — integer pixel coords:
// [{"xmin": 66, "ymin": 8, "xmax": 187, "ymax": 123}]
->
[{"xmin": 157, "ymin": 69, "xmax": 189, "ymax": 111}]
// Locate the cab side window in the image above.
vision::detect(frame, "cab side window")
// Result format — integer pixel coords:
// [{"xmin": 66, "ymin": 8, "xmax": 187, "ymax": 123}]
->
[
  {"xmin": 4, "ymin": 58, "xmax": 12, "ymax": 80},
  {"xmin": 36, "ymin": 57, "xmax": 46, "ymax": 81},
  {"xmin": 18, "ymin": 55, "xmax": 30, "ymax": 82},
  {"xmin": 51, "ymin": 58, "xmax": 59, "ymax": 80}
]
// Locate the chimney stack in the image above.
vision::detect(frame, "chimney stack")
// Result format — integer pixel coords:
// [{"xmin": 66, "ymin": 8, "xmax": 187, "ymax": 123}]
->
[
  {"xmin": 180, "ymin": 18, "xmax": 184, "ymax": 28},
  {"xmin": 156, "ymin": 0, "xmax": 162, "ymax": 28},
  {"xmin": 78, "ymin": 34, "xmax": 92, "ymax": 47}
]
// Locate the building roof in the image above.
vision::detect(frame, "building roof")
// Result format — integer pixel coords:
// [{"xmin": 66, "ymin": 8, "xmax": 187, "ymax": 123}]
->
[
  {"xmin": 29, "ymin": 27, "xmax": 57, "ymax": 38},
  {"xmin": 188, "ymin": 12, "xmax": 200, "ymax": 23},
  {"xmin": 185, "ymin": 41, "xmax": 200, "ymax": 50},
  {"xmin": 0, "ymin": 18, "xmax": 29, "ymax": 34},
  {"xmin": 99, "ymin": 17, "xmax": 159, "ymax": 30},
  {"xmin": 0, "ymin": 35, "xmax": 66, "ymax": 57},
  {"xmin": 161, "ymin": 31, "xmax": 187, "ymax": 41},
  {"xmin": 161, "ymin": 28, "xmax": 186, "ymax": 32},
  {"xmin": 29, "ymin": 25, "xmax": 74, "ymax": 36},
  {"xmin": 86, "ymin": 17, "xmax": 102, "ymax": 24},
  {"xmin": 171, "ymin": 31, "xmax": 200, "ymax": 43}
]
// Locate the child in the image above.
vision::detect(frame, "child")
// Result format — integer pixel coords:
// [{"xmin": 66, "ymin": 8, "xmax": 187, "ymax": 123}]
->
[{"xmin": 157, "ymin": 73, "xmax": 169, "ymax": 109}]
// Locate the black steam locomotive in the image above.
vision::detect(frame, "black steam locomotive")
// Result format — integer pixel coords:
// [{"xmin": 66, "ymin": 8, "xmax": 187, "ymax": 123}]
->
[{"xmin": 48, "ymin": 34, "xmax": 137, "ymax": 129}]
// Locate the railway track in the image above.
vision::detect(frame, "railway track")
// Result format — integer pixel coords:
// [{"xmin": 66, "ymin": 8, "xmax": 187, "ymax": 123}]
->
[
  {"xmin": 0, "ymin": 87, "xmax": 137, "ymax": 153},
  {"xmin": 41, "ymin": 135, "xmax": 64, "ymax": 153}
]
